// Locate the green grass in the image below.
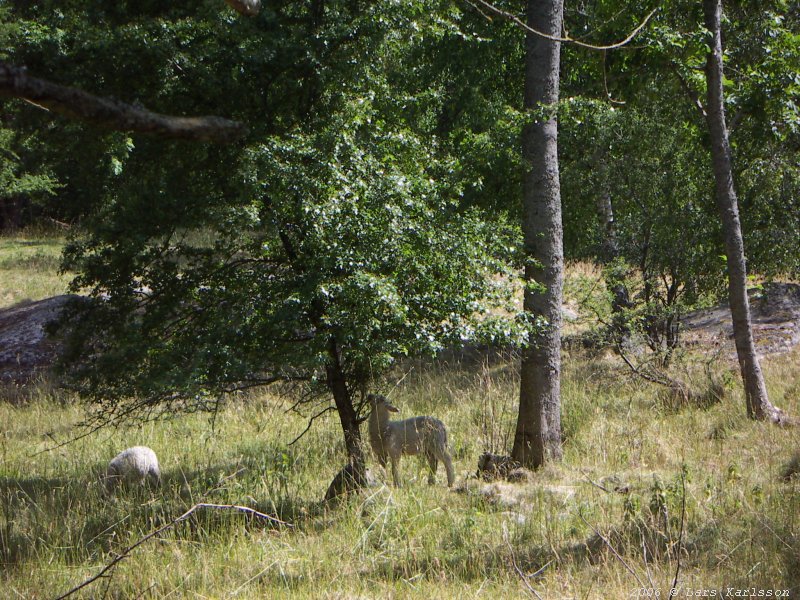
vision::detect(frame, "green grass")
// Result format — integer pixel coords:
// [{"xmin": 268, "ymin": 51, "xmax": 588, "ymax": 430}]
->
[
  {"xmin": 1, "ymin": 237, "xmax": 799, "ymax": 598},
  {"xmin": 0, "ymin": 228, "xmax": 72, "ymax": 308},
  {"xmin": 1, "ymin": 349, "xmax": 799, "ymax": 599}
]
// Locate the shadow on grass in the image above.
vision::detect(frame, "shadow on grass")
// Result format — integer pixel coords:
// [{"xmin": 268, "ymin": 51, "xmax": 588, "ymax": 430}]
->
[
  {"xmin": 0, "ymin": 453, "xmax": 305, "ymax": 569},
  {"xmin": 0, "ymin": 253, "xmax": 63, "ymax": 271}
]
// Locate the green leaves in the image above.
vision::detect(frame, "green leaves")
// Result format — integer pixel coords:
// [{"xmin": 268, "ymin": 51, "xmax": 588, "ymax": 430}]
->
[{"xmin": 44, "ymin": 0, "xmax": 530, "ymax": 420}]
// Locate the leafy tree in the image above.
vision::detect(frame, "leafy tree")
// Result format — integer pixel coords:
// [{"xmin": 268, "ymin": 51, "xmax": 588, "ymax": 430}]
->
[
  {"xmin": 0, "ymin": 6, "xmax": 60, "ymax": 228},
  {"xmin": 560, "ymin": 98, "xmax": 723, "ymax": 362},
  {"xmin": 0, "ymin": 125, "xmax": 58, "ymax": 228},
  {"xmin": 1, "ymin": 1, "xmax": 530, "ymax": 477},
  {"xmin": 558, "ymin": 0, "xmax": 799, "ymax": 374}
]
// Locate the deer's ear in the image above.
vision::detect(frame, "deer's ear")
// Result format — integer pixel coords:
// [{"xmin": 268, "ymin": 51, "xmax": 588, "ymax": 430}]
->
[{"xmin": 385, "ymin": 403, "xmax": 400, "ymax": 413}]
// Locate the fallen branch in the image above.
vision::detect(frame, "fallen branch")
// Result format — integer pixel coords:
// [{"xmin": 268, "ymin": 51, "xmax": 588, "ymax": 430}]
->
[
  {"xmin": 616, "ymin": 344, "xmax": 699, "ymax": 404},
  {"xmin": 577, "ymin": 512, "xmax": 646, "ymax": 589},
  {"xmin": 0, "ymin": 63, "xmax": 247, "ymax": 144},
  {"xmin": 502, "ymin": 523, "xmax": 545, "ymax": 599},
  {"xmin": 580, "ymin": 470, "xmax": 611, "ymax": 493},
  {"xmin": 616, "ymin": 345, "xmax": 672, "ymax": 387},
  {"xmin": 54, "ymin": 502, "xmax": 291, "ymax": 599}
]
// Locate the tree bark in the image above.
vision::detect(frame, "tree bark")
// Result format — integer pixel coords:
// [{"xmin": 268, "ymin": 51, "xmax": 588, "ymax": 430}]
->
[
  {"xmin": 511, "ymin": 0, "xmax": 564, "ymax": 467},
  {"xmin": 0, "ymin": 63, "xmax": 247, "ymax": 144},
  {"xmin": 702, "ymin": 0, "xmax": 786, "ymax": 423},
  {"xmin": 326, "ymin": 337, "xmax": 367, "ymax": 478},
  {"xmin": 595, "ymin": 156, "xmax": 632, "ymax": 348}
]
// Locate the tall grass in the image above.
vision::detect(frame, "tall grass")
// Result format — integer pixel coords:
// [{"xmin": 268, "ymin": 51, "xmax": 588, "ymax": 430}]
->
[
  {"xmin": 0, "ymin": 228, "xmax": 71, "ymax": 308},
  {"xmin": 1, "ymin": 238, "xmax": 798, "ymax": 598},
  {"xmin": 1, "ymin": 348, "xmax": 798, "ymax": 598}
]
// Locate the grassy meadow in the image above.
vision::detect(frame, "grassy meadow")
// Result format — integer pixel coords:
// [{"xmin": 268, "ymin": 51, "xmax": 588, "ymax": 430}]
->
[
  {"xmin": 1, "ymin": 230, "xmax": 799, "ymax": 599},
  {"xmin": 0, "ymin": 230, "xmax": 72, "ymax": 308}
]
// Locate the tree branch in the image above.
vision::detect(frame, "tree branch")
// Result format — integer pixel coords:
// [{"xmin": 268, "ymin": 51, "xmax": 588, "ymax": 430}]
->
[
  {"xmin": 670, "ymin": 63, "xmax": 707, "ymax": 120},
  {"xmin": 464, "ymin": 0, "xmax": 658, "ymax": 51},
  {"xmin": 288, "ymin": 405, "xmax": 337, "ymax": 445},
  {"xmin": 0, "ymin": 63, "xmax": 248, "ymax": 144}
]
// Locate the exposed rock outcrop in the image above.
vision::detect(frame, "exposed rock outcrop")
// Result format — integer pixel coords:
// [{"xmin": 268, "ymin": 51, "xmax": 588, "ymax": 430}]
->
[
  {"xmin": 682, "ymin": 282, "xmax": 800, "ymax": 357},
  {"xmin": 0, "ymin": 295, "xmax": 78, "ymax": 385}
]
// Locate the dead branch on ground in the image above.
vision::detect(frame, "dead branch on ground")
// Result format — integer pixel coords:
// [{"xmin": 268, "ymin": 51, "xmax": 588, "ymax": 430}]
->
[{"xmin": 54, "ymin": 502, "xmax": 291, "ymax": 599}]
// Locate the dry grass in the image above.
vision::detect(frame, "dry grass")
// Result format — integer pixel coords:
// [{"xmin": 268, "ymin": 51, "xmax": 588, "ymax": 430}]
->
[
  {"xmin": 0, "ymin": 228, "xmax": 71, "ymax": 308},
  {"xmin": 1, "ymin": 241, "xmax": 799, "ymax": 598},
  {"xmin": 1, "ymin": 346, "xmax": 798, "ymax": 598}
]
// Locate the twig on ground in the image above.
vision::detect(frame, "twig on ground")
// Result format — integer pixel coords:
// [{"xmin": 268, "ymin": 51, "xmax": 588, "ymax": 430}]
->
[
  {"xmin": 577, "ymin": 512, "xmax": 645, "ymax": 589},
  {"xmin": 502, "ymin": 523, "xmax": 545, "ymax": 599},
  {"xmin": 54, "ymin": 503, "xmax": 291, "ymax": 599},
  {"xmin": 580, "ymin": 470, "xmax": 612, "ymax": 493},
  {"xmin": 617, "ymin": 345, "xmax": 671, "ymax": 387}
]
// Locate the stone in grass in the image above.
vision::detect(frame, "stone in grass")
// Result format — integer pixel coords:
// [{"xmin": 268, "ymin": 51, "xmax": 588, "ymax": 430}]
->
[
  {"xmin": 477, "ymin": 452, "xmax": 533, "ymax": 482},
  {"xmin": 779, "ymin": 450, "xmax": 800, "ymax": 482},
  {"xmin": 323, "ymin": 463, "xmax": 379, "ymax": 503}
]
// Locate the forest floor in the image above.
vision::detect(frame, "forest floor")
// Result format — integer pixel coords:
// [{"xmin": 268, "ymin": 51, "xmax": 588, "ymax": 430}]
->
[{"xmin": 1, "ymin": 230, "xmax": 799, "ymax": 599}]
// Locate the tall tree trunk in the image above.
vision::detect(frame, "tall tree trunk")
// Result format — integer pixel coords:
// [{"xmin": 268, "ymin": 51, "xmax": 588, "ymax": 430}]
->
[
  {"xmin": 511, "ymin": 0, "xmax": 564, "ymax": 467},
  {"xmin": 703, "ymin": 0, "xmax": 786, "ymax": 423}
]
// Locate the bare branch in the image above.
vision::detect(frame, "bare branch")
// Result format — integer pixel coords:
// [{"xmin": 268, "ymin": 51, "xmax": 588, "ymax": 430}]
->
[
  {"xmin": 616, "ymin": 344, "xmax": 671, "ymax": 387},
  {"xmin": 54, "ymin": 503, "xmax": 291, "ymax": 599},
  {"xmin": 577, "ymin": 512, "xmax": 646, "ymax": 589},
  {"xmin": 288, "ymin": 405, "xmax": 337, "ymax": 445},
  {"xmin": 670, "ymin": 63, "xmax": 707, "ymax": 120},
  {"xmin": 464, "ymin": 0, "xmax": 658, "ymax": 51},
  {"xmin": 0, "ymin": 63, "xmax": 247, "ymax": 144},
  {"xmin": 580, "ymin": 470, "xmax": 612, "ymax": 493}
]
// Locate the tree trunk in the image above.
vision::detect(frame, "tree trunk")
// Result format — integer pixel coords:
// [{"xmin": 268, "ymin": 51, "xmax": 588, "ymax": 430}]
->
[
  {"xmin": 703, "ymin": 0, "xmax": 786, "ymax": 423},
  {"xmin": 326, "ymin": 337, "xmax": 367, "ymax": 477},
  {"xmin": 595, "ymin": 158, "xmax": 632, "ymax": 349},
  {"xmin": 511, "ymin": 0, "xmax": 564, "ymax": 467}
]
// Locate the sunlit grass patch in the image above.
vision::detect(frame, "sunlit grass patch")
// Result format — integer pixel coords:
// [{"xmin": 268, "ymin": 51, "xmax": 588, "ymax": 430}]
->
[
  {"xmin": 0, "ymin": 230, "xmax": 71, "ymax": 308},
  {"xmin": 2, "ymin": 345, "xmax": 798, "ymax": 597}
]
